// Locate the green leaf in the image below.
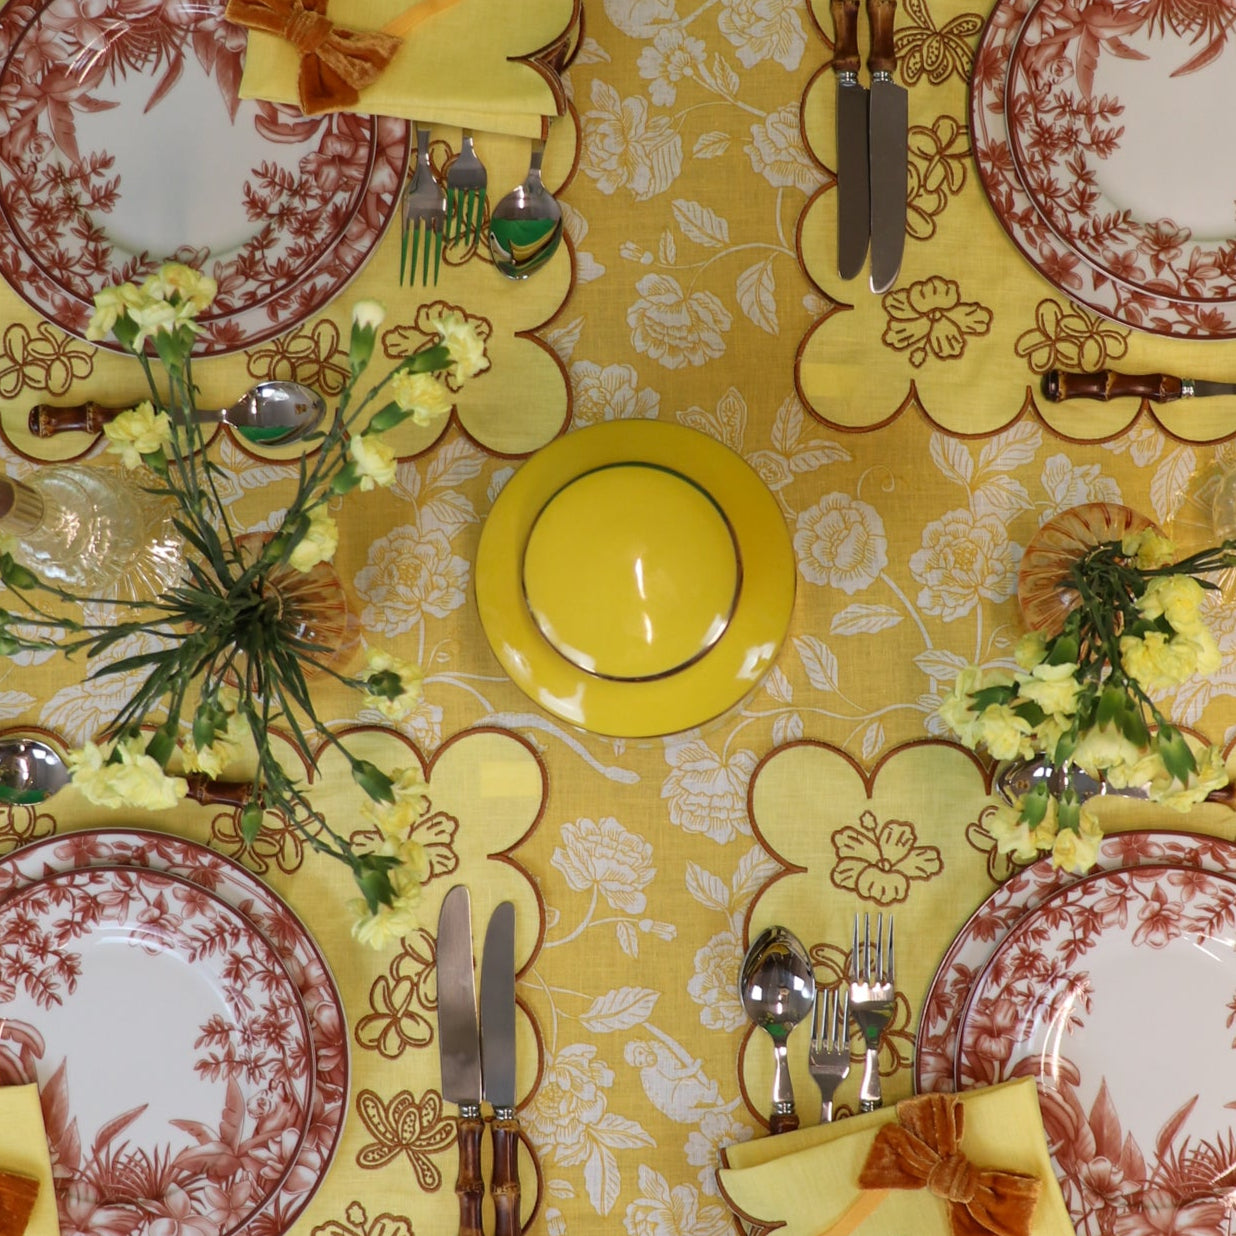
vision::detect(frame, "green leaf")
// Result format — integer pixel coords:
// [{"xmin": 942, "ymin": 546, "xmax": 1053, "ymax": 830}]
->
[
  {"xmin": 352, "ymin": 759, "xmax": 395, "ymax": 803},
  {"xmin": 1157, "ymin": 725, "xmax": 1197, "ymax": 783},
  {"xmin": 145, "ymin": 725, "xmax": 175, "ymax": 766},
  {"xmin": 0, "ymin": 554, "xmax": 39, "ymax": 590},
  {"xmin": 398, "ymin": 344, "xmax": 450, "ymax": 374},
  {"xmin": 330, "ymin": 461, "xmax": 361, "ymax": 495},
  {"xmin": 353, "ymin": 853, "xmax": 402, "ymax": 912},
  {"xmin": 1019, "ymin": 782, "xmax": 1050, "ymax": 827},
  {"xmin": 365, "ymin": 402, "xmax": 413, "ymax": 434},
  {"xmin": 240, "ymin": 802, "xmax": 265, "ymax": 845},
  {"xmin": 970, "ymin": 684, "xmax": 1014, "ymax": 711},
  {"xmin": 1056, "ymin": 790, "xmax": 1081, "ymax": 834},
  {"xmin": 1046, "ymin": 634, "xmax": 1079, "ymax": 666}
]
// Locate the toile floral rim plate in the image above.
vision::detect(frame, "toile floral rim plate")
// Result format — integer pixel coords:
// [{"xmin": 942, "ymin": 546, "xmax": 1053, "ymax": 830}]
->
[
  {"xmin": 474, "ymin": 420, "xmax": 796, "ymax": 738},
  {"xmin": 1005, "ymin": 0, "xmax": 1236, "ymax": 304},
  {"xmin": 0, "ymin": 0, "xmax": 410, "ymax": 356},
  {"xmin": 954, "ymin": 862, "xmax": 1236, "ymax": 1233},
  {"xmin": 970, "ymin": 0, "xmax": 1236, "ymax": 337},
  {"xmin": 913, "ymin": 828, "xmax": 1236, "ymax": 1095},
  {"xmin": 0, "ymin": 827, "xmax": 349, "ymax": 1236}
]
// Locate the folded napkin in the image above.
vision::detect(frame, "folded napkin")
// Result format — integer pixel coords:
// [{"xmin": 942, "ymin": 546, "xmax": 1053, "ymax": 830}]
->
[
  {"xmin": 235, "ymin": 0, "xmax": 576, "ymax": 138},
  {"xmin": 717, "ymin": 1078, "xmax": 1075, "ymax": 1236},
  {"xmin": 0, "ymin": 1085, "xmax": 58, "ymax": 1236}
]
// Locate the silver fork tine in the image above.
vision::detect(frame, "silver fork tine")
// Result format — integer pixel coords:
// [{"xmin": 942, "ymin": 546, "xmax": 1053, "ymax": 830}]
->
[
  {"xmin": 808, "ymin": 983, "xmax": 850, "ymax": 1123},
  {"xmin": 849, "ymin": 911, "xmax": 895, "ymax": 1113}
]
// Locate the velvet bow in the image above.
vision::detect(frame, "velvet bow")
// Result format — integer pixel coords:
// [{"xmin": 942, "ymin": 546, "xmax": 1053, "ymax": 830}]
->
[
  {"xmin": 857, "ymin": 1094, "xmax": 1042, "ymax": 1236},
  {"xmin": 224, "ymin": 0, "xmax": 403, "ymax": 115}
]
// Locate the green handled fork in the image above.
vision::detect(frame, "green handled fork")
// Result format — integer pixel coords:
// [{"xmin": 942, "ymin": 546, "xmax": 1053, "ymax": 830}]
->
[
  {"xmin": 401, "ymin": 127, "xmax": 446, "ymax": 286},
  {"xmin": 445, "ymin": 131, "xmax": 487, "ymax": 248}
]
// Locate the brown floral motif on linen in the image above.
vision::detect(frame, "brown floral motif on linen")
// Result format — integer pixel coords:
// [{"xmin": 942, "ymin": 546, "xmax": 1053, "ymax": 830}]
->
[
  {"xmin": 0, "ymin": 804, "xmax": 57, "ymax": 852},
  {"xmin": 209, "ymin": 801, "xmax": 308, "ymax": 875},
  {"xmin": 355, "ymin": 1088, "xmax": 456, "ymax": 1188},
  {"xmin": 881, "ymin": 277, "xmax": 992, "ymax": 366},
  {"xmin": 311, "ymin": 1201, "xmax": 415, "ymax": 1236},
  {"xmin": 383, "ymin": 301, "xmax": 494, "ymax": 389},
  {"xmin": 0, "ymin": 322, "xmax": 93, "ymax": 399},
  {"xmin": 355, "ymin": 927, "xmax": 438, "ymax": 1058},
  {"xmin": 1014, "ymin": 299, "xmax": 1130, "ymax": 376},
  {"xmin": 907, "ymin": 116, "xmax": 969, "ymax": 242},
  {"xmin": 830, "ymin": 809, "xmax": 943, "ymax": 903},
  {"xmin": 349, "ymin": 809, "xmax": 461, "ymax": 884},
  {"xmin": 894, "ymin": 0, "xmax": 983, "ymax": 84},
  {"xmin": 245, "ymin": 318, "xmax": 352, "ymax": 395},
  {"xmin": 967, "ymin": 807, "xmax": 1024, "ymax": 884}
]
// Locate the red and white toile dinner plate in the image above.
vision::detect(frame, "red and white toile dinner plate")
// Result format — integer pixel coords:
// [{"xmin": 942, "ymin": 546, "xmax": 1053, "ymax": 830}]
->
[
  {"xmin": 0, "ymin": 0, "xmax": 411, "ymax": 356},
  {"xmin": 1005, "ymin": 0, "xmax": 1236, "ymax": 305},
  {"xmin": 0, "ymin": 828, "xmax": 348, "ymax": 1236},
  {"xmin": 914, "ymin": 829, "xmax": 1236, "ymax": 1094},
  {"xmin": 953, "ymin": 862, "xmax": 1236, "ymax": 1233},
  {"xmin": 0, "ymin": 862, "xmax": 315, "ymax": 1236},
  {"xmin": 970, "ymin": 0, "xmax": 1236, "ymax": 337}
]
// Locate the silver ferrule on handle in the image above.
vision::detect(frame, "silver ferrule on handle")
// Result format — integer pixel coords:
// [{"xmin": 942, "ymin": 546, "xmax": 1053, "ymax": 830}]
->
[
  {"xmin": 1182, "ymin": 378, "xmax": 1196, "ymax": 398},
  {"xmin": 770, "ymin": 1040, "xmax": 795, "ymax": 1110},
  {"xmin": 458, "ymin": 1101, "xmax": 482, "ymax": 1119},
  {"xmin": 858, "ymin": 1047, "xmax": 882, "ymax": 1112},
  {"xmin": 492, "ymin": 1104, "xmax": 516, "ymax": 1121}
]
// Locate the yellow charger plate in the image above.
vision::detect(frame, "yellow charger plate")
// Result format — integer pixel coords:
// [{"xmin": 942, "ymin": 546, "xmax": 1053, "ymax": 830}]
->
[{"xmin": 474, "ymin": 421, "xmax": 796, "ymax": 738}]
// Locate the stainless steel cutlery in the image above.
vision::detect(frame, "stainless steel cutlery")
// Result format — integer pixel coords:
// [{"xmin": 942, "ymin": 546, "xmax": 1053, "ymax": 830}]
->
[
  {"xmin": 849, "ymin": 912, "xmax": 895, "ymax": 1113},
  {"xmin": 436, "ymin": 885, "xmax": 521, "ymax": 1236},
  {"xmin": 446, "ymin": 131, "xmax": 488, "ymax": 248},
  {"xmin": 831, "ymin": 0, "xmax": 907, "ymax": 292},
  {"xmin": 807, "ymin": 984, "xmax": 850, "ymax": 1123},
  {"xmin": 402, "ymin": 127, "xmax": 447, "ymax": 287},
  {"xmin": 742, "ymin": 913, "xmax": 896, "ymax": 1127}
]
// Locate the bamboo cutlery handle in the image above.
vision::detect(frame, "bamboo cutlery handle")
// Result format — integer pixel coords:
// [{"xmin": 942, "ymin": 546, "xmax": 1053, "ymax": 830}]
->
[
  {"xmin": 490, "ymin": 1114, "xmax": 522, "ymax": 1236},
  {"xmin": 28, "ymin": 401, "xmax": 120, "ymax": 436},
  {"xmin": 1042, "ymin": 369, "xmax": 1186, "ymax": 403},
  {"xmin": 456, "ymin": 1112, "xmax": 486, "ymax": 1236}
]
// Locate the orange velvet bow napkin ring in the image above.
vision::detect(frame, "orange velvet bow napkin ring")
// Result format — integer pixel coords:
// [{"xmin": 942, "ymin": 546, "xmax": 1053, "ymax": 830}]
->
[
  {"xmin": 819, "ymin": 1094, "xmax": 1042, "ymax": 1236},
  {"xmin": 225, "ymin": 0, "xmax": 402, "ymax": 114}
]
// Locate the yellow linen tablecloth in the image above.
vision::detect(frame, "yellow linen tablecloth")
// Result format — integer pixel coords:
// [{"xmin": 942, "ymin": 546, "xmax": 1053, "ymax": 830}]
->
[
  {"xmin": 238, "ymin": 0, "xmax": 577, "ymax": 136},
  {"xmin": 0, "ymin": 1085, "xmax": 57, "ymax": 1236},
  {"xmin": 3, "ymin": 0, "xmax": 1236, "ymax": 1231}
]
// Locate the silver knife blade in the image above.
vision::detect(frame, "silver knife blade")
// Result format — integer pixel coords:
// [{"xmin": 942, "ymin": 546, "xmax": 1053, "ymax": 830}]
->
[
  {"xmin": 480, "ymin": 900, "xmax": 517, "ymax": 1112},
  {"xmin": 437, "ymin": 885, "xmax": 482, "ymax": 1109},
  {"xmin": 866, "ymin": 0, "xmax": 907, "ymax": 294},
  {"xmin": 832, "ymin": 0, "xmax": 868, "ymax": 281},
  {"xmin": 1183, "ymin": 379, "xmax": 1236, "ymax": 399}
]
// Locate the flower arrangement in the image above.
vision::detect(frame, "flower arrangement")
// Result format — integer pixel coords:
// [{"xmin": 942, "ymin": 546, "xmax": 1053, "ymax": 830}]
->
[
  {"xmin": 939, "ymin": 524, "xmax": 1233, "ymax": 873},
  {"xmin": 0, "ymin": 263, "xmax": 489, "ymax": 947}
]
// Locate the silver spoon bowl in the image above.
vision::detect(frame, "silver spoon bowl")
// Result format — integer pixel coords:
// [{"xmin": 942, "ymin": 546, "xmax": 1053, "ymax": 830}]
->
[
  {"xmin": 29, "ymin": 380, "xmax": 328, "ymax": 447},
  {"xmin": 0, "ymin": 735, "xmax": 68, "ymax": 805},
  {"xmin": 488, "ymin": 144, "xmax": 563, "ymax": 280},
  {"xmin": 739, "ymin": 924, "xmax": 815, "ymax": 1133}
]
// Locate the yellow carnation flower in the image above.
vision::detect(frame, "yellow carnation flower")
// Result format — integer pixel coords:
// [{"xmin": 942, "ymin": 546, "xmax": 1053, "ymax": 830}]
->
[
  {"xmin": 429, "ymin": 310, "xmax": 489, "ymax": 379},
  {"xmin": 391, "ymin": 370, "xmax": 455, "ymax": 426},
  {"xmin": 349, "ymin": 434, "xmax": 397, "ymax": 489},
  {"xmin": 289, "ymin": 506, "xmax": 340, "ymax": 572},
  {"xmin": 1137, "ymin": 574, "xmax": 1206, "ymax": 635},
  {"xmin": 1015, "ymin": 660, "xmax": 1082, "ymax": 717},
  {"xmin": 975, "ymin": 703, "xmax": 1033, "ymax": 761},
  {"xmin": 103, "ymin": 401, "xmax": 172, "ymax": 469}
]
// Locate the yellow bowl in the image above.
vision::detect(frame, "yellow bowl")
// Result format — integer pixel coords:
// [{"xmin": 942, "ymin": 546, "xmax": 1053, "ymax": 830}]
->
[{"xmin": 474, "ymin": 421, "xmax": 796, "ymax": 738}]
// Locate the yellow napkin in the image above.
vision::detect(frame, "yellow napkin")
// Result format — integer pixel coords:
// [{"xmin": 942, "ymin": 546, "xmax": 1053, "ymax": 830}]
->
[
  {"xmin": 0, "ymin": 1085, "xmax": 58, "ymax": 1236},
  {"xmin": 237, "ymin": 0, "xmax": 576, "ymax": 137},
  {"xmin": 717, "ymin": 1078, "xmax": 1075, "ymax": 1236}
]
